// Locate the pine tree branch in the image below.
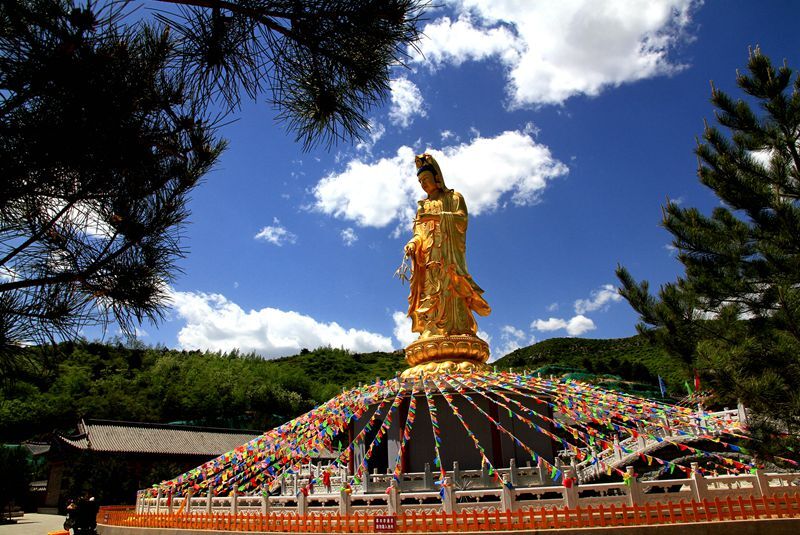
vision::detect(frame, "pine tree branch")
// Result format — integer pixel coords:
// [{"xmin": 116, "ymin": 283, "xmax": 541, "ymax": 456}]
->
[
  {"xmin": 0, "ymin": 227, "xmax": 138, "ymax": 294},
  {"xmin": 155, "ymin": 0, "xmax": 322, "ymax": 23},
  {"xmin": 0, "ymin": 199, "xmax": 78, "ymax": 268},
  {"xmin": 157, "ymin": 0, "xmax": 298, "ymax": 41},
  {"xmin": 776, "ymin": 286, "xmax": 800, "ymax": 343},
  {"xmin": 779, "ymin": 123, "xmax": 800, "ymax": 176}
]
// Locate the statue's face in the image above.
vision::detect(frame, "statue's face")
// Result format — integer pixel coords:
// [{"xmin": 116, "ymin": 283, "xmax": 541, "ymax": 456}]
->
[{"xmin": 418, "ymin": 170, "xmax": 439, "ymax": 196}]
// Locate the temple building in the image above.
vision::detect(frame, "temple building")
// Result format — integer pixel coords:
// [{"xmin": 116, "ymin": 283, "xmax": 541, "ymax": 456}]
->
[{"xmin": 43, "ymin": 419, "xmax": 262, "ymax": 510}]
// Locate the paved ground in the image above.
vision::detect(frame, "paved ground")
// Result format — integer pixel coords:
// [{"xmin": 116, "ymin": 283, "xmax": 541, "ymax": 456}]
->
[{"xmin": 0, "ymin": 513, "xmax": 67, "ymax": 535}]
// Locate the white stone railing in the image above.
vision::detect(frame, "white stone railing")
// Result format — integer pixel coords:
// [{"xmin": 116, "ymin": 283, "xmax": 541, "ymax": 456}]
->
[
  {"xmin": 574, "ymin": 404, "xmax": 748, "ymax": 482},
  {"xmin": 136, "ymin": 464, "xmax": 800, "ymax": 517}
]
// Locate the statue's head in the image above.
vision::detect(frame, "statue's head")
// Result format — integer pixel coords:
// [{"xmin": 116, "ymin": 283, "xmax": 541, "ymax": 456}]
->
[{"xmin": 415, "ymin": 153, "xmax": 449, "ymax": 195}]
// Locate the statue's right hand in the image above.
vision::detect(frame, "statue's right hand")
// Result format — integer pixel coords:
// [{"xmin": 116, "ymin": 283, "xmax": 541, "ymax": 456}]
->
[{"xmin": 404, "ymin": 242, "xmax": 416, "ymax": 256}]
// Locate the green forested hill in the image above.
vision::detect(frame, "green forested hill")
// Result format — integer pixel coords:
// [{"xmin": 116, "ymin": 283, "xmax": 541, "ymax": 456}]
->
[
  {"xmin": 494, "ymin": 335, "xmax": 691, "ymax": 397},
  {"xmin": 0, "ymin": 343, "xmax": 405, "ymax": 443},
  {"xmin": 0, "ymin": 335, "xmax": 686, "ymax": 444}
]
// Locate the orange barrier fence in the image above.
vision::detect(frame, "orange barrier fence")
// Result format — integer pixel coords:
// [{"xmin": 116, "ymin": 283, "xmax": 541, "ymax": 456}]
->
[{"xmin": 98, "ymin": 494, "xmax": 800, "ymax": 532}]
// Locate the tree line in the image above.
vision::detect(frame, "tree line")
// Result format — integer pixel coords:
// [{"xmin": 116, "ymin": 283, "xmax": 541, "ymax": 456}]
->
[{"xmin": 0, "ymin": 342, "xmax": 406, "ymax": 443}]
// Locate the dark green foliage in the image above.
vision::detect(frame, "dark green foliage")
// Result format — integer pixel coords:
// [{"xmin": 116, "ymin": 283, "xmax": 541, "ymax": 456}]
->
[
  {"xmin": 1, "ymin": 336, "xmax": 686, "ymax": 444},
  {"xmin": 0, "ymin": 343, "xmax": 406, "ymax": 442},
  {"xmin": 494, "ymin": 335, "xmax": 690, "ymax": 398},
  {"xmin": 617, "ymin": 49, "xmax": 800, "ymax": 460},
  {"xmin": 157, "ymin": 0, "xmax": 426, "ymax": 149},
  {"xmin": 0, "ymin": 446, "xmax": 30, "ymax": 520},
  {"xmin": 0, "ymin": 0, "xmax": 225, "ymax": 379},
  {"xmin": 1, "ymin": 0, "xmax": 427, "ymax": 381},
  {"xmin": 0, "ymin": 337, "xmax": 683, "ymax": 443}
]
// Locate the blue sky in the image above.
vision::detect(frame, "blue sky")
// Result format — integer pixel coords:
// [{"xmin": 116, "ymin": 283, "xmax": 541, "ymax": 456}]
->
[{"xmin": 130, "ymin": 0, "xmax": 800, "ymax": 360}]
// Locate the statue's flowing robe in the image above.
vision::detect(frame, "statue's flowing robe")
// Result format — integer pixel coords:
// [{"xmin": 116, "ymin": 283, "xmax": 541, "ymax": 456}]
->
[{"xmin": 407, "ymin": 190, "xmax": 490, "ymax": 338}]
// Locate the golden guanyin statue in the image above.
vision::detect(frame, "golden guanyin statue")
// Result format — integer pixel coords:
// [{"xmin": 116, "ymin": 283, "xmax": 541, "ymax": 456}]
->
[{"xmin": 401, "ymin": 153, "xmax": 491, "ymax": 377}]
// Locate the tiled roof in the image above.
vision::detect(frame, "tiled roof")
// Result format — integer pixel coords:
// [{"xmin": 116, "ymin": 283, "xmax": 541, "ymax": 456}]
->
[
  {"xmin": 23, "ymin": 441, "xmax": 51, "ymax": 456},
  {"xmin": 56, "ymin": 419, "xmax": 262, "ymax": 456}
]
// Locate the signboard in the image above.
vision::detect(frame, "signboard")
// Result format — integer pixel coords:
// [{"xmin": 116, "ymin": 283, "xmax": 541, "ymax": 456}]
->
[{"xmin": 374, "ymin": 515, "xmax": 397, "ymax": 532}]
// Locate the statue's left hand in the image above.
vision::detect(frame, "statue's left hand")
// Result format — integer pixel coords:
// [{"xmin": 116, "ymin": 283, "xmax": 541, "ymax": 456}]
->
[{"xmin": 394, "ymin": 253, "xmax": 412, "ymax": 284}]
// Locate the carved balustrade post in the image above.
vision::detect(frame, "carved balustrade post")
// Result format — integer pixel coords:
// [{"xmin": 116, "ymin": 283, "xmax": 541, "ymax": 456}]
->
[
  {"xmin": 387, "ymin": 479, "xmax": 401, "ymax": 515},
  {"xmin": 500, "ymin": 474, "xmax": 515, "ymax": 512},
  {"xmin": 262, "ymin": 489, "xmax": 270, "ymax": 515},
  {"xmin": 563, "ymin": 468, "xmax": 577, "ymax": 509},
  {"xmin": 424, "ymin": 462, "xmax": 433, "ymax": 490},
  {"xmin": 690, "ymin": 463, "xmax": 708, "ymax": 502},
  {"xmin": 737, "ymin": 400, "xmax": 749, "ymax": 428},
  {"xmin": 509, "ymin": 458, "xmax": 518, "ymax": 487},
  {"xmin": 753, "ymin": 468, "xmax": 770, "ymax": 498},
  {"xmin": 624, "ymin": 466, "xmax": 643, "ymax": 506},
  {"xmin": 697, "ymin": 405, "xmax": 706, "ymax": 433},
  {"xmin": 339, "ymin": 486, "xmax": 352, "ymax": 516},
  {"xmin": 481, "ymin": 460, "xmax": 489, "ymax": 487},
  {"xmin": 441, "ymin": 477, "xmax": 456, "ymax": 514},
  {"xmin": 537, "ymin": 457, "xmax": 549, "ymax": 485},
  {"xmin": 636, "ymin": 422, "xmax": 647, "ymax": 449}
]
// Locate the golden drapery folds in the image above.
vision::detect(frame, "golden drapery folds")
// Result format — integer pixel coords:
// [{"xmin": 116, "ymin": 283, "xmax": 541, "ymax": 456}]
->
[{"xmin": 402, "ymin": 153, "xmax": 490, "ymax": 376}]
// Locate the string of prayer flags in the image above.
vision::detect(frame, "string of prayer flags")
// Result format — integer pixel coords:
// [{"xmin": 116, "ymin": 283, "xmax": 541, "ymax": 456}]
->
[
  {"xmin": 146, "ymin": 369, "xmax": 749, "ymax": 498},
  {"xmin": 422, "ymin": 374, "xmax": 447, "ymax": 483},
  {"xmin": 430, "ymin": 376, "xmax": 502, "ymax": 486}
]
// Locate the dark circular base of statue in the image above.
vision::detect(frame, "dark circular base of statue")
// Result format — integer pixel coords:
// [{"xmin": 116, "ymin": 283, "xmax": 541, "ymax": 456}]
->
[{"xmin": 402, "ymin": 334, "xmax": 490, "ymax": 377}]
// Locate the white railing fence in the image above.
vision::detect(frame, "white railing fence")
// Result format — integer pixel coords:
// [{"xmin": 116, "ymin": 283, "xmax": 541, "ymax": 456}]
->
[{"xmin": 137, "ymin": 463, "xmax": 800, "ymax": 517}]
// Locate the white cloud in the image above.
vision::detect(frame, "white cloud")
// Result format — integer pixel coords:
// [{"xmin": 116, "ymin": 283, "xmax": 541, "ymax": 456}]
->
[
  {"xmin": 312, "ymin": 130, "xmax": 567, "ymax": 228},
  {"xmin": 502, "ymin": 325, "xmax": 525, "ymax": 340},
  {"xmin": 254, "ymin": 217, "xmax": 297, "ymax": 246},
  {"xmin": 341, "ymin": 228, "xmax": 359, "ymax": 247},
  {"xmin": 414, "ymin": 0, "xmax": 697, "ymax": 107},
  {"xmin": 355, "ymin": 121, "xmax": 386, "ymax": 153},
  {"xmin": 389, "ymin": 77, "xmax": 427, "ymax": 128},
  {"xmin": 531, "ymin": 315, "xmax": 596, "ymax": 336},
  {"xmin": 170, "ymin": 290, "xmax": 394, "ymax": 358},
  {"xmin": 478, "ymin": 330, "xmax": 491, "ymax": 344},
  {"xmin": 429, "ymin": 132, "xmax": 569, "ymax": 211},
  {"xmin": 532, "ymin": 317, "xmax": 568, "ymax": 331},
  {"xmin": 574, "ymin": 283, "xmax": 622, "ymax": 314},
  {"xmin": 35, "ymin": 199, "xmax": 115, "ymax": 239},
  {"xmin": 413, "ymin": 15, "xmax": 521, "ymax": 68},
  {"xmin": 748, "ymin": 148, "xmax": 773, "ymax": 167},
  {"xmin": 312, "ymin": 146, "xmax": 418, "ymax": 229},
  {"xmin": 531, "ymin": 284, "xmax": 620, "ymax": 338},
  {"xmin": 440, "ymin": 130, "xmax": 457, "ymax": 142},
  {"xmin": 495, "ymin": 325, "xmax": 526, "ymax": 358},
  {"xmin": 392, "ymin": 311, "xmax": 417, "ymax": 347}
]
